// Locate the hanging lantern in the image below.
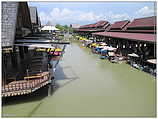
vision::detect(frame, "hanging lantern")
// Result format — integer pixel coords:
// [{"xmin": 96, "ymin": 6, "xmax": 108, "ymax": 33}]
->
[
  {"xmin": 140, "ymin": 43, "xmax": 142, "ymax": 47},
  {"xmin": 123, "ymin": 45, "xmax": 125, "ymax": 48},
  {"xmin": 136, "ymin": 44, "xmax": 138, "ymax": 47},
  {"xmin": 144, "ymin": 44, "xmax": 146, "ymax": 47}
]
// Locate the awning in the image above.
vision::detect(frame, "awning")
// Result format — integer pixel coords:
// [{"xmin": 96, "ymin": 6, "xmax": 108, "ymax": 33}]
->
[{"xmin": 92, "ymin": 32, "xmax": 156, "ymax": 43}]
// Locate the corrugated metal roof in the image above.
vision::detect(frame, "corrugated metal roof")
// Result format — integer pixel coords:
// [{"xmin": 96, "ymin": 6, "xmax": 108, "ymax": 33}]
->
[{"xmin": 92, "ymin": 32, "xmax": 156, "ymax": 43}]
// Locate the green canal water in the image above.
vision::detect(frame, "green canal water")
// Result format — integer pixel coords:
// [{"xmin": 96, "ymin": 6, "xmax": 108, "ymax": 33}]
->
[{"xmin": 2, "ymin": 41, "xmax": 156, "ymax": 117}]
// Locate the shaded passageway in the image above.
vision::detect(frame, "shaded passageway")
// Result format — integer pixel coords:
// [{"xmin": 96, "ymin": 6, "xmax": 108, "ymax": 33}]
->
[{"xmin": 2, "ymin": 41, "xmax": 156, "ymax": 117}]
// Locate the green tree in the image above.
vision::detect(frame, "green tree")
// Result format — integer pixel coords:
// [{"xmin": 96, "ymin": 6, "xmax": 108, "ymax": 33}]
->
[{"xmin": 55, "ymin": 24, "xmax": 73, "ymax": 33}]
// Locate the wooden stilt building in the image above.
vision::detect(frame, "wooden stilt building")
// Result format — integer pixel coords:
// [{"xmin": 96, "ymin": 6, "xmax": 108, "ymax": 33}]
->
[{"xmin": 2, "ymin": 2, "xmax": 54, "ymax": 97}]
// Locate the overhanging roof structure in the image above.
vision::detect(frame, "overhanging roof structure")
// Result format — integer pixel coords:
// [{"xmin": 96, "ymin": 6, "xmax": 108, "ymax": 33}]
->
[
  {"xmin": 108, "ymin": 20, "xmax": 130, "ymax": 31},
  {"xmin": 92, "ymin": 32, "xmax": 156, "ymax": 43}
]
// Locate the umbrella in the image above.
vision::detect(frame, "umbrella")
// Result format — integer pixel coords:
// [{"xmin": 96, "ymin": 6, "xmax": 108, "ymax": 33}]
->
[
  {"xmin": 80, "ymin": 38, "xmax": 87, "ymax": 41},
  {"xmin": 101, "ymin": 46, "xmax": 109, "ymax": 51},
  {"xmin": 98, "ymin": 46, "xmax": 105, "ymax": 48},
  {"xmin": 128, "ymin": 53, "xmax": 139, "ymax": 57},
  {"xmin": 100, "ymin": 43, "xmax": 107, "ymax": 46},
  {"xmin": 86, "ymin": 40, "xmax": 93, "ymax": 43},
  {"xmin": 147, "ymin": 59, "xmax": 156, "ymax": 64},
  {"xmin": 107, "ymin": 47, "xmax": 117, "ymax": 51},
  {"xmin": 92, "ymin": 43, "xmax": 100, "ymax": 47},
  {"xmin": 55, "ymin": 48, "xmax": 62, "ymax": 52},
  {"xmin": 108, "ymin": 52, "xmax": 115, "ymax": 56}
]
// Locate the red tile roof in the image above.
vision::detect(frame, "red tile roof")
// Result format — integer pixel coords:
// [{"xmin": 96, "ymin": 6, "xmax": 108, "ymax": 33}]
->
[
  {"xmin": 79, "ymin": 20, "xmax": 109, "ymax": 29},
  {"xmin": 94, "ymin": 21, "xmax": 109, "ymax": 27},
  {"xmin": 104, "ymin": 24, "xmax": 112, "ymax": 31},
  {"xmin": 92, "ymin": 32, "xmax": 156, "ymax": 43},
  {"xmin": 76, "ymin": 28, "xmax": 105, "ymax": 32},
  {"xmin": 124, "ymin": 30, "xmax": 156, "ymax": 33},
  {"xmin": 79, "ymin": 24, "xmax": 95, "ymax": 28},
  {"xmin": 109, "ymin": 20, "xmax": 130, "ymax": 30},
  {"xmin": 126, "ymin": 16, "xmax": 156, "ymax": 28}
]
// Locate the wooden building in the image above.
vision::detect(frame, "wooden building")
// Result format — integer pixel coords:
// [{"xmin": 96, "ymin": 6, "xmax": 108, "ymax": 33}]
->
[
  {"xmin": 2, "ymin": 2, "xmax": 53, "ymax": 97},
  {"xmin": 2, "ymin": 2, "xmax": 33, "ymax": 78},
  {"xmin": 29, "ymin": 6, "xmax": 40, "ymax": 33},
  {"xmin": 74, "ymin": 20, "xmax": 110, "ymax": 38},
  {"xmin": 92, "ymin": 16, "xmax": 156, "ymax": 57},
  {"xmin": 92, "ymin": 16, "xmax": 156, "ymax": 71}
]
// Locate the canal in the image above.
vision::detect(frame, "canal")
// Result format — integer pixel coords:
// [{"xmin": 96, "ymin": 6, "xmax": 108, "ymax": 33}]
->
[{"xmin": 2, "ymin": 41, "xmax": 156, "ymax": 117}]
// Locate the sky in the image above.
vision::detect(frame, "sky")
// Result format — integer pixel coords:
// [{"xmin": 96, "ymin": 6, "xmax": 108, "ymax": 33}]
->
[{"xmin": 28, "ymin": 2, "xmax": 156, "ymax": 26}]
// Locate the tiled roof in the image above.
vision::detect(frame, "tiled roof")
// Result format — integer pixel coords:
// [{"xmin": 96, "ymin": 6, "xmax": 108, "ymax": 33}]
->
[
  {"xmin": 2, "ymin": 2, "xmax": 32, "ymax": 47},
  {"xmin": 92, "ymin": 32, "xmax": 156, "ymax": 43},
  {"xmin": 94, "ymin": 20, "xmax": 109, "ymax": 27},
  {"xmin": 79, "ymin": 20, "xmax": 109, "ymax": 29},
  {"xmin": 18, "ymin": 2, "xmax": 32, "ymax": 29},
  {"xmin": 80, "ymin": 24, "xmax": 95, "ymax": 28},
  {"xmin": 38, "ymin": 17, "xmax": 41, "ymax": 26},
  {"xmin": 1, "ymin": 2, "xmax": 19, "ymax": 47},
  {"xmin": 29, "ymin": 6, "xmax": 38, "ymax": 24},
  {"xmin": 75, "ymin": 28, "xmax": 105, "ymax": 32},
  {"xmin": 109, "ymin": 20, "xmax": 130, "ymax": 30},
  {"xmin": 123, "ymin": 30, "xmax": 156, "ymax": 33},
  {"xmin": 126, "ymin": 16, "xmax": 156, "ymax": 29}
]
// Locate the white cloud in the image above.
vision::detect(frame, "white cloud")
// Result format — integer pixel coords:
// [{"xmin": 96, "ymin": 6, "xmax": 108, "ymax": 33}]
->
[
  {"xmin": 135, "ymin": 6, "xmax": 155, "ymax": 17},
  {"xmin": 39, "ymin": 8, "xmax": 104, "ymax": 25},
  {"xmin": 104, "ymin": 11, "xmax": 130, "ymax": 23},
  {"xmin": 39, "ymin": 6, "xmax": 155, "ymax": 25}
]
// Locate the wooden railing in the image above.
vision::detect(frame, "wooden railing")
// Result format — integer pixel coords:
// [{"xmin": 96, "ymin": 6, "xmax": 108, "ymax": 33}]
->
[{"xmin": 2, "ymin": 72, "xmax": 50, "ymax": 97}]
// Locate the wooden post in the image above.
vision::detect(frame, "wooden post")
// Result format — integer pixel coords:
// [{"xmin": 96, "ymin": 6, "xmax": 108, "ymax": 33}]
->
[
  {"xmin": 19, "ymin": 46, "xmax": 24, "ymax": 59},
  {"xmin": 24, "ymin": 46, "xmax": 28, "ymax": 54},
  {"xmin": 11, "ymin": 47, "xmax": 17, "ymax": 68},
  {"xmin": 48, "ymin": 73, "xmax": 53, "ymax": 96}
]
